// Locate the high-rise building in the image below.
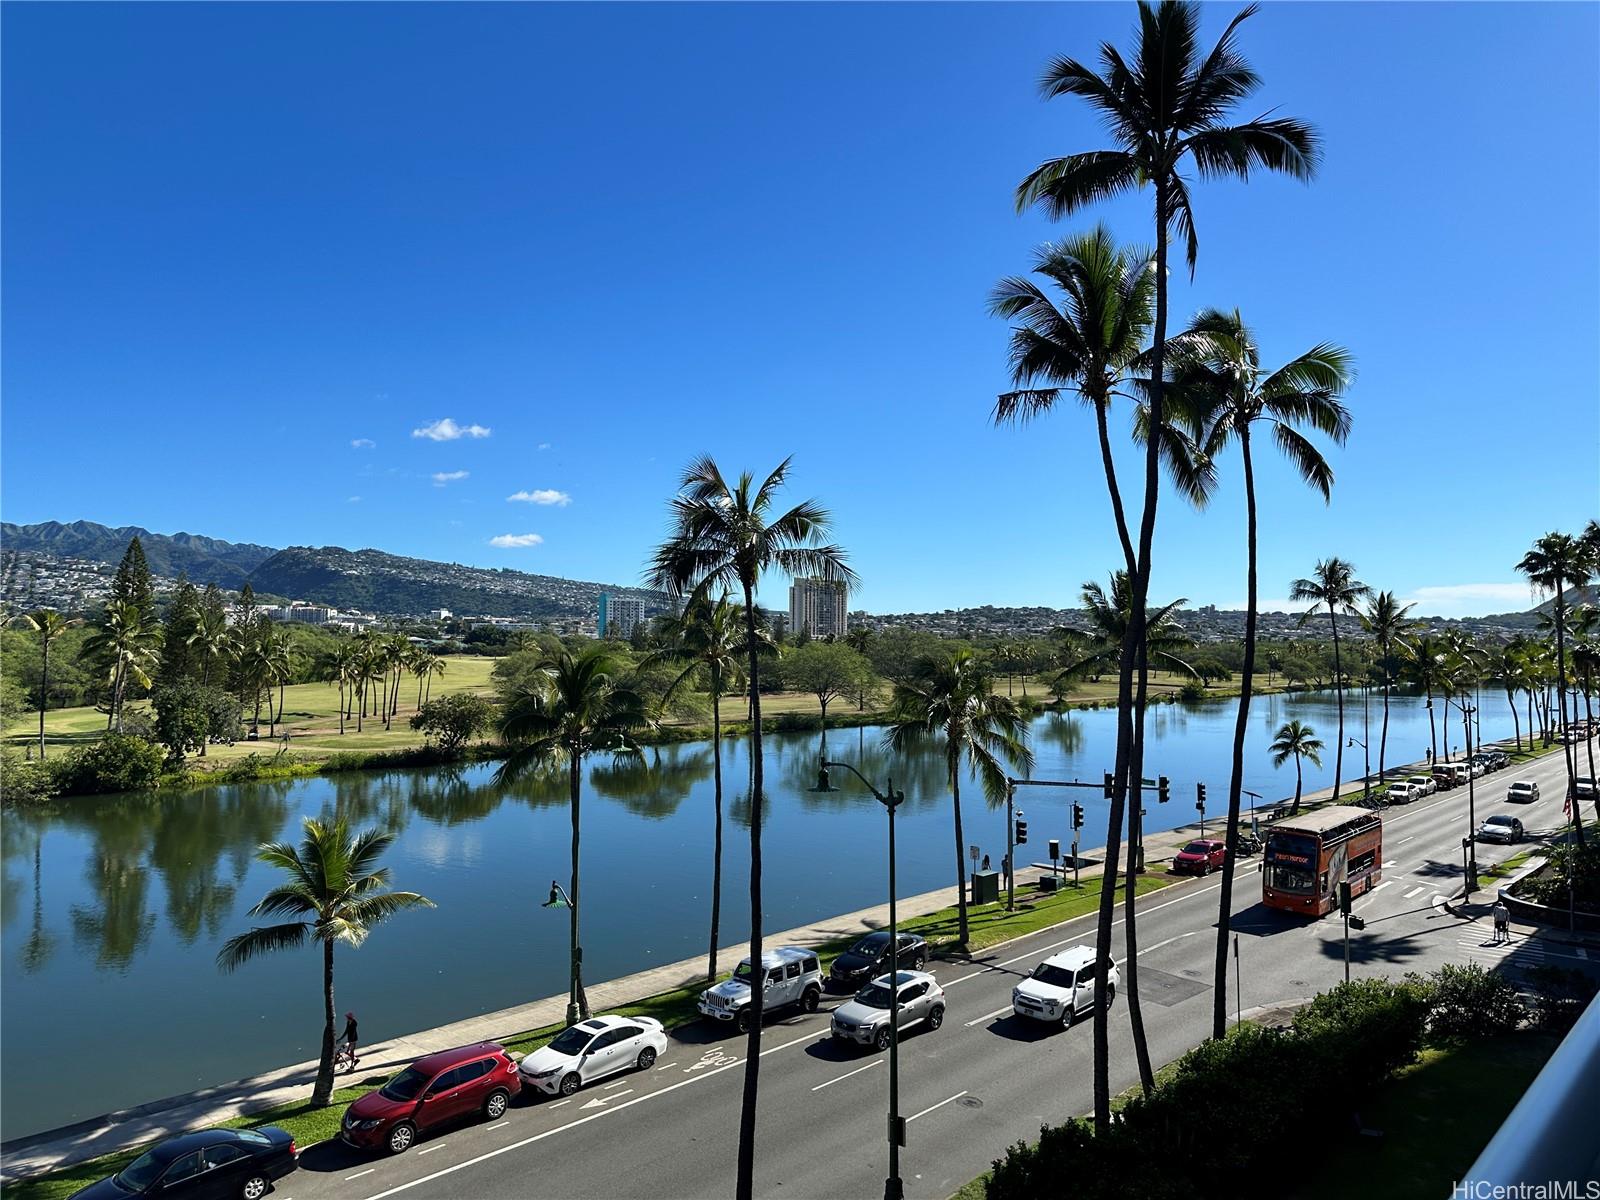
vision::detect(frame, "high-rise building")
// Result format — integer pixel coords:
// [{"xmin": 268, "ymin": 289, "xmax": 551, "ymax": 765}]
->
[
  {"xmin": 597, "ymin": 593, "xmax": 645, "ymax": 640},
  {"xmin": 788, "ymin": 577, "xmax": 848, "ymax": 640}
]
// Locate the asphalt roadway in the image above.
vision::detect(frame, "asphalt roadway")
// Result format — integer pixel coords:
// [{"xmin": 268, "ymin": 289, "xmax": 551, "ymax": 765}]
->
[{"xmin": 278, "ymin": 745, "xmax": 1599, "ymax": 1200}]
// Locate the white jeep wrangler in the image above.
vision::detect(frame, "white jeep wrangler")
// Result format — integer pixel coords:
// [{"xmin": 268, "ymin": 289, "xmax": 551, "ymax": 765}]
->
[{"xmin": 698, "ymin": 946, "xmax": 823, "ymax": 1032}]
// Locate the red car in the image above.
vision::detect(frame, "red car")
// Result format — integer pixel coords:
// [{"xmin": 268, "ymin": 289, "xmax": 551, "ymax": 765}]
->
[
  {"xmin": 341, "ymin": 1042, "xmax": 521, "ymax": 1154},
  {"xmin": 1172, "ymin": 838, "xmax": 1228, "ymax": 875}
]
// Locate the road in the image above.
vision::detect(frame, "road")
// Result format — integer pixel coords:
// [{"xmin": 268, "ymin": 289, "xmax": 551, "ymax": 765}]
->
[{"xmin": 280, "ymin": 747, "xmax": 1598, "ymax": 1200}]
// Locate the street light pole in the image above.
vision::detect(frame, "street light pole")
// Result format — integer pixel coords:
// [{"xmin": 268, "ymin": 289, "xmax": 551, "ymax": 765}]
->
[
  {"xmin": 540, "ymin": 881, "xmax": 582, "ymax": 1026},
  {"xmin": 1347, "ymin": 735, "xmax": 1369, "ymax": 802},
  {"xmin": 813, "ymin": 759, "xmax": 906, "ymax": 1200}
]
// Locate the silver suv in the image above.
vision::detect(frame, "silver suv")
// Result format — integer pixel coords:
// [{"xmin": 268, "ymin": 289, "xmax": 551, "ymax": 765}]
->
[
  {"xmin": 698, "ymin": 946, "xmax": 822, "ymax": 1033},
  {"xmin": 830, "ymin": 970, "xmax": 946, "ymax": 1051}
]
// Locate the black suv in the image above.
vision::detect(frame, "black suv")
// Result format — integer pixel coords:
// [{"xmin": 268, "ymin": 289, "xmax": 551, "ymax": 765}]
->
[{"xmin": 827, "ymin": 931, "xmax": 928, "ymax": 992}]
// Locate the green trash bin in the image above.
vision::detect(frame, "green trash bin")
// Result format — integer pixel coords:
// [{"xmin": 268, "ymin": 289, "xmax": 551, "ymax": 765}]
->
[{"xmin": 971, "ymin": 870, "xmax": 1000, "ymax": 905}]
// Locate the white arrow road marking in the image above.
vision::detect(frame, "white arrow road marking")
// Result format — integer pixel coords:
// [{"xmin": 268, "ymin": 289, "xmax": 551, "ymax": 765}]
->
[
  {"xmin": 907, "ymin": 1090, "xmax": 968, "ymax": 1122},
  {"xmin": 811, "ymin": 1059, "xmax": 881, "ymax": 1091},
  {"xmin": 581, "ymin": 1089, "xmax": 633, "ymax": 1110}
]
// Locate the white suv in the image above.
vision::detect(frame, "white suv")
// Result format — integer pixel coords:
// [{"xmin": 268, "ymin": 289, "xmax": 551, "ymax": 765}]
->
[
  {"xmin": 1011, "ymin": 945, "xmax": 1118, "ymax": 1029},
  {"xmin": 698, "ymin": 946, "xmax": 822, "ymax": 1032}
]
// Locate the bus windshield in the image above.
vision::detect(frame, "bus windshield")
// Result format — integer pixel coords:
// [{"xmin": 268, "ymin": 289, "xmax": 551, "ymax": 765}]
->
[{"xmin": 1265, "ymin": 832, "xmax": 1318, "ymax": 894}]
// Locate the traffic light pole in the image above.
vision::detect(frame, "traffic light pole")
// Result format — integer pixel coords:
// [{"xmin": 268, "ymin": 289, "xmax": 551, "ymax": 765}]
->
[{"xmin": 1003, "ymin": 774, "xmax": 1171, "ymax": 904}]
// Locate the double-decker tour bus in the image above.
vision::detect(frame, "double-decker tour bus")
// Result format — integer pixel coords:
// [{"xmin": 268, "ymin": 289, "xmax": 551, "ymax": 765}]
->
[{"xmin": 1262, "ymin": 805, "xmax": 1383, "ymax": 916}]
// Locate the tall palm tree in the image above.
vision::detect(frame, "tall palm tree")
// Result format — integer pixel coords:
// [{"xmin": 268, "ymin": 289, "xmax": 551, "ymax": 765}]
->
[
  {"xmin": 1570, "ymin": 606, "xmax": 1599, "ymax": 791},
  {"xmin": 83, "ymin": 599, "xmax": 161, "ymax": 732},
  {"xmin": 187, "ymin": 606, "xmax": 234, "ymax": 689},
  {"xmin": 1361, "ymin": 592, "xmax": 1414, "ymax": 787},
  {"xmin": 1495, "ymin": 638, "xmax": 1532, "ymax": 751},
  {"xmin": 649, "ymin": 594, "xmax": 748, "ymax": 981},
  {"xmin": 1055, "ymin": 572, "xmax": 1198, "ymax": 684},
  {"xmin": 216, "ymin": 817, "xmax": 433, "ymax": 1106},
  {"xmin": 1518, "ymin": 531, "xmax": 1594, "ymax": 836},
  {"xmin": 1166, "ymin": 307, "xmax": 1352, "ymax": 1041},
  {"xmin": 1014, "ymin": 0, "xmax": 1318, "ymax": 1129},
  {"xmin": 1289, "ymin": 558, "xmax": 1370, "ymax": 801},
  {"xmin": 1270, "ymin": 720, "xmax": 1324, "ymax": 813},
  {"xmin": 1403, "ymin": 632, "xmax": 1447, "ymax": 764},
  {"xmin": 497, "ymin": 645, "xmax": 649, "ymax": 1024},
  {"xmin": 886, "ymin": 649, "xmax": 1033, "ymax": 945},
  {"xmin": 647, "ymin": 456, "xmax": 852, "ymax": 1200},
  {"xmin": 19, "ymin": 609, "xmax": 74, "ymax": 758},
  {"xmin": 422, "ymin": 654, "xmax": 446, "ymax": 706},
  {"xmin": 263, "ymin": 627, "xmax": 293, "ymax": 737}
]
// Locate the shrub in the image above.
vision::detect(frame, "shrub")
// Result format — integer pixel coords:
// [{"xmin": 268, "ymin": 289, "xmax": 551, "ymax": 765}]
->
[
  {"xmin": 1292, "ymin": 977, "xmax": 1431, "ymax": 1098},
  {"xmin": 1524, "ymin": 966, "xmax": 1599, "ymax": 1033},
  {"xmin": 1420, "ymin": 962, "xmax": 1525, "ymax": 1041},
  {"xmin": 52, "ymin": 733, "xmax": 165, "ymax": 795},
  {"xmin": 0, "ymin": 748, "xmax": 59, "ymax": 805},
  {"xmin": 409, "ymin": 693, "xmax": 494, "ymax": 753},
  {"xmin": 1179, "ymin": 679, "xmax": 1209, "ymax": 702},
  {"xmin": 772, "ymin": 711, "xmax": 821, "ymax": 732},
  {"xmin": 1515, "ymin": 842, "xmax": 1600, "ymax": 913},
  {"xmin": 152, "ymin": 681, "xmax": 214, "ymax": 763}
]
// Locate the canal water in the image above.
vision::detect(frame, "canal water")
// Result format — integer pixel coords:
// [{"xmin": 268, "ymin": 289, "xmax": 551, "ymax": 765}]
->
[{"xmin": 0, "ymin": 687, "xmax": 1524, "ymax": 1139}]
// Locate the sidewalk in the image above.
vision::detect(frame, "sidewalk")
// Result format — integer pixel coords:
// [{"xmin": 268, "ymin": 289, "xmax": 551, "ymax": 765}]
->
[{"xmin": 0, "ymin": 752, "xmax": 1454, "ymax": 1182}]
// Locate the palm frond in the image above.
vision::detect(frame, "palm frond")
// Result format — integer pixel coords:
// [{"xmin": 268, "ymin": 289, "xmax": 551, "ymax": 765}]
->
[{"xmin": 216, "ymin": 921, "xmax": 307, "ymax": 972}]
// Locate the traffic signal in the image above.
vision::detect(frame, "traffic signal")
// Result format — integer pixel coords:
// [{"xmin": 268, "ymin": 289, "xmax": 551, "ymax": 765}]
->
[
  {"xmin": 1048, "ymin": 839, "xmax": 1060, "ymax": 861},
  {"xmin": 1072, "ymin": 802, "xmax": 1085, "ymax": 830},
  {"xmin": 1338, "ymin": 880, "xmax": 1352, "ymax": 916},
  {"xmin": 1015, "ymin": 816, "xmax": 1029, "ymax": 845},
  {"xmin": 1157, "ymin": 775, "xmax": 1171, "ymax": 804},
  {"xmin": 1103, "ymin": 771, "xmax": 1114, "ymax": 799},
  {"xmin": 1349, "ymin": 915, "xmax": 1366, "ymax": 931},
  {"xmin": 1196, "ymin": 782, "xmax": 1207, "ymax": 810}
]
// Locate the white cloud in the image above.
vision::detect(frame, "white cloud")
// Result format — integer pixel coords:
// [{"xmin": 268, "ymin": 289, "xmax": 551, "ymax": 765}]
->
[
  {"xmin": 350, "ymin": 438, "xmax": 376, "ymax": 449},
  {"xmin": 1402, "ymin": 582, "xmax": 1533, "ymax": 617},
  {"xmin": 489, "ymin": 532, "xmax": 544, "ymax": 548},
  {"xmin": 412, "ymin": 418, "xmax": 491, "ymax": 441},
  {"xmin": 537, "ymin": 442, "xmax": 551, "ymax": 451},
  {"xmin": 347, "ymin": 495, "xmax": 362, "ymax": 503},
  {"xmin": 507, "ymin": 489, "xmax": 571, "ymax": 506},
  {"xmin": 432, "ymin": 470, "xmax": 470, "ymax": 486}
]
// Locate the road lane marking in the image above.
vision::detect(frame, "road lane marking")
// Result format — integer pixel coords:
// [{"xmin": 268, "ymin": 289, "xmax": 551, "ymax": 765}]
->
[
  {"xmin": 907, "ymin": 1090, "xmax": 969, "ymax": 1123},
  {"xmin": 417, "ymin": 1146, "xmax": 446, "ymax": 1155},
  {"xmin": 655, "ymin": 1062, "xmax": 675, "ymax": 1071},
  {"xmin": 964, "ymin": 1004, "xmax": 1015, "ymax": 1028},
  {"xmin": 345, "ymin": 1169, "xmax": 376, "ymax": 1181},
  {"xmin": 1403, "ymin": 886, "xmax": 1425, "ymax": 899},
  {"xmin": 602, "ymin": 1079, "xmax": 630, "ymax": 1089},
  {"xmin": 1369, "ymin": 881, "xmax": 1394, "ymax": 894},
  {"xmin": 1383, "ymin": 860, "xmax": 1397, "ymax": 868},
  {"xmin": 1138, "ymin": 930, "xmax": 1198, "ymax": 956},
  {"xmin": 1400, "ymin": 836, "xmax": 1416, "ymax": 843},
  {"xmin": 811, "ymin": 1059, "xmax": 882, "ymax": 1091},
  {"xmin": 546, "ymin": 1100, "xmax": 571, "ymax": 1109},
  {"xmin": 485, "ymin": 1121, "xmax": 508, "ymax": 1130}
]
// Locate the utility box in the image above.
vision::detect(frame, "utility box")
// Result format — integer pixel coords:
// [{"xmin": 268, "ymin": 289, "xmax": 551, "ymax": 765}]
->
[
  {"xmin": 971, "ymin": 870, "xmax": 1000, "ymax": 905},
  {"xmin": 1038, "ymin": 874, "xmax": 1062, "ymax": 894}
]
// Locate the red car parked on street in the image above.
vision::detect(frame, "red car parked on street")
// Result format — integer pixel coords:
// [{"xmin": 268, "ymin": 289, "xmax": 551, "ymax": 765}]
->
[
  {"xmin": 1172, "ymin": 838, "xmax": 1228, "ymax": 875},
  {"xmin": 342, "ymin": 1042, "xmax": 521, "ymax": 1154}
]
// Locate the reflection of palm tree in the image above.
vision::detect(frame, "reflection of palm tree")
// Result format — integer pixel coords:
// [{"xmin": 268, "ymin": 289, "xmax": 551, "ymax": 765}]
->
[
  {"xmin": 886, "ymin": 648, "xmax": 1032, "ymax": 946},
  {"xmin": 23, "ymin": 836, "xmax": 57, "ymax": 972},
  {"xmin": 219, "ymin": 817, "xmax": 433, "ymax": 1107},
  {"xmin": 1035, "ymin": 712, "xmax": 1084, "ymax": 758},
  {"xmin": 497, "ymin": 646, "xmax": 650, "ymax": 1023},
  {"xmin": 591, "ymin": 747, "xmax": 713, "ymax": 821}
]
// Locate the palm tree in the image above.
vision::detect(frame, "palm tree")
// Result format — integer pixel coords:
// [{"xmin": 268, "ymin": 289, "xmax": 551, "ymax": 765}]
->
[
  {"xmin": 1519, "ymin": 531, "xmax": 1594, "ymax": 836},
  {"xmin": 1014, "ymin": 7, "xmax": 1314, "ymax": 1118},
  {"xmin": 422, "ymin": 653, "xmax": 446, "ymax": 706},
  {"xmin": 649, "ymin": 594, "xmax": 747, "ymax": 981},
  {"xmin": 19, "ymin": 609, "xmax": 74, "ymax": 758},
  {"xmin": 1403, "ymin": 632, "xmax": 1447, "ymax": 764},
  {"xmin": 83, "ymin": 599, "xmax": 161, "ymax": 732},
  {"xmin": 497, "ymin": 645, "xmax": 649, "ymax": 1024},
  {"xmin": 187, "ymin": 606, "xmax": 234, "ymax": 689},
  {"xmin": 1166, "ymin": 307, "xmax": 1352, "ymax": 1041},
  {"xmin": 647, "ymin": 455, "xmax": 852, "ymax": 1200},
  {"xmin": 1361, "ymin": 592, "xmax": 1414, "ymax": 787},
  {"xmin": 1270, "ymin": 720, "xmax": 1324, "ymax": 813},
  {"xmin": 263, "ymin": 627, "xmax": 292, "ymax": 737},
  {"xmin": 216, "ymin": 817, "xmax": 434, "ymax": 1106},
  {"xmin": 1055, "ymin": 572, "xmax": 1197, "ymax": 684},
  {"xmin": 886, "ymin": 649, "xmax": 1033, "ymax": 946},
  {"xmin": 1570, "ymin": 606, "xmax": 1599, "ymax": 790},
  {"xmin": 1495, "ymin": 638, "xmax": 1532, "ymax": 752},
  {"xmin": 1289, "ymin": 558, "xmax": 1370, "ymax": 801}
]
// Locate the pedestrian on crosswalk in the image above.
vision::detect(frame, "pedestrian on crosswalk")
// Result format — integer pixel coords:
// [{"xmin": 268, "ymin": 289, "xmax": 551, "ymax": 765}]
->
[{"xmin": 1491, "ymin": 899, "xmax": 1510, "ymax": 943}]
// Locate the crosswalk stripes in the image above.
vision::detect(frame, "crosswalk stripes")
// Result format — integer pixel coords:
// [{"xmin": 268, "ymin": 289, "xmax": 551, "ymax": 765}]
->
[{"xmin": 1456, "ymin": 925, "xmax": 1547, "ymax": 972}]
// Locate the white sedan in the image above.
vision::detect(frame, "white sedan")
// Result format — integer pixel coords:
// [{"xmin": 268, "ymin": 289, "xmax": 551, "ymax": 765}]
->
[{"xmin": 517, "ymin": 1014, "xmax": 668, "ymax": 1097}]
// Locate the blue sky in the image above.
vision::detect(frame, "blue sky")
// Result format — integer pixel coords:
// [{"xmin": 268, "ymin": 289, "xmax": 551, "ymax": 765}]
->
[{"xmin": 4, "ymin": 2, "xmax": 1596, "ymax": 617}]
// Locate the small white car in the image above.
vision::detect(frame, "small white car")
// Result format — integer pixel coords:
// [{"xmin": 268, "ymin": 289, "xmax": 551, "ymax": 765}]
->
[
  {"xmin": 1386, "ymin": 782, "xmax": 1418, "ymax": 805},
  {"xmin": 517, "ymin": 1014, "xmax": 668, "ymax": 1097},
  {"xmin": 1406, "ymin": 774, "xmax": 1437, "ymax": 797},
  {"xmin": 1507, "ymin": 780, "xmax": 1540, "ymax": 804},
  {"xmin": 830, "ymin": 970, "xmax": 945, "ymax": 1050},
  {"xmin": 1011, "ymin": 945, "xmax": 1118, "ymax": 1029}
]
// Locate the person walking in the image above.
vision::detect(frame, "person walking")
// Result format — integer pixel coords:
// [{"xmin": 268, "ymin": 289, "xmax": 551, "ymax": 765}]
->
[
  {"xmin": 339, "ymin": 1010, "xmax": 360, "ymax": 1071},
  {"xmin": 1491, "ymin": 899, "xmax": 1510, "ymax": 944}
]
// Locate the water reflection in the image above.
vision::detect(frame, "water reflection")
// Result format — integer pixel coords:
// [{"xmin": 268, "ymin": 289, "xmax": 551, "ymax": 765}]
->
[{"xmin": 592, "ymin": 746, "xmax": 713, "ymax": 821}]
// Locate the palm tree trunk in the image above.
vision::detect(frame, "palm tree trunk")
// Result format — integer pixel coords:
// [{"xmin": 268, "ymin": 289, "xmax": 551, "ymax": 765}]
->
[
  {"xmin": 736, "ymin": 581, "xmax": 764, "ymax": 1200},
  {"xmin": 1294, "ymin": 754, "xmax": 1304, "ymax": 813},
  {"xmin": 1554, "ymin": 592, "xmax": 1585, "ymax": 845},
  {"xmin": 1426, "ymin": 683, "xmax": 1438, "ymax": 764},
  {"xmin": 313, "ymin": 939, "xmax": 336, "ymax": 1107},
  {"xmin": 1507, "ymin": 685, "xmax": 1521, "ymax": 751},
  {"xmin": 1124, "ymin": 638, "xmax": 1155, "ymax": 1093},
  {"xmin": 38, "ymin": 639, "xmax": 49, "ymax": 760},
  {"xmin": 950, "ymin": 763, "xmax": 969, "ymax": 945},
  {"xmin": 1213, "ymin": 430, "xmax": 1258, "ymax": 1041},
  {"xmin": 708, "ymin": 669, "xmax": 724, "ymax": 982},
  {"xmin": 570, "ymin": 755, "xmax": 589, "ymax": 1020},
  {"xmin": 1379, "ymin": 663, "xmax": 1391, "ymax": 784},
  {"xmin": 1329, "ymin": 609, "xmax": 1344, "ymax": 801},
  {"xmin": 1583, "ymin": 680, "xmax": 1597, "ymax": 821}
]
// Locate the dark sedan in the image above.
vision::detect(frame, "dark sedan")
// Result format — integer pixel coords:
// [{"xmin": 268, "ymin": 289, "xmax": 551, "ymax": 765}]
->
[
  {"xmin": 827, "ymin": 931, "xmax": 928, "ymax": 992},
  {"xmin": 69, "ymin": 1128, "xmax": 297, "ymax": 1200}
]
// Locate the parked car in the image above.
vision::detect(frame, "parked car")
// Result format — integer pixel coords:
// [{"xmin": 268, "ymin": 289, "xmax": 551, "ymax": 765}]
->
[
  {"xmin": 1431, "ymin": 769, "xmax": 1457, "ymax": 791},
  {"xmin": 1011, "ymin": 945, "xmax": 1119, "ymax": 1029},
  {"xmin": 698, "ymin": 946, "xmax": 822, "ymax": 1032},
  {"xmin": 69, "ymin": 1128, "xmax": 298, "ymax": 1200},
  {"xmin": 1475, "ymin": 815, "xmax": 1525, "ymax": 844},
  {"xmin": 342, "ymin": 1043, "xmax": 520, "ymax": 1154},
  {"xmin": 1576, "ymin": 777, "xmax": 1598, "ymax": 800},
  {"xmin": 830, "ymin": 970, "xmax": 946, "ymax": 1050},
  {"xmin": 827, "ymin": 930, "xmax": 928, "ymax": 992},
  {"xmin": 517, "ymin": 1014, "xmax": 667, "ymax": 1097},
  {"xmin": 1489, "ymin": 750, "xmax": 1510, "ymax": 769},
  {"xmin": 1507, "ymin": 780, "xmax": 1541, "ymax": 804},
  {"xmin": 1171, "ymin": 838, "xmax": 1228, "ymax": 875},
  {"xmin": 1406, "ymin": 774, "xmax": 1438, "ymax": 797},
  {"xmin": 1385, "ymin": 782, "xmax": 1418, "ymax": 805}
]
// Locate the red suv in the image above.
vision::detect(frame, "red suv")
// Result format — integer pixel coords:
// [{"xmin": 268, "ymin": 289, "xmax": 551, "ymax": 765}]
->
[
  {"xmin": 1172, "ymin": 838, "xmax": 1228, "ymax": 875},
  {"xmin": 342, "ymin": 1043, "xmax": 520, "ymax": 1154}
]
